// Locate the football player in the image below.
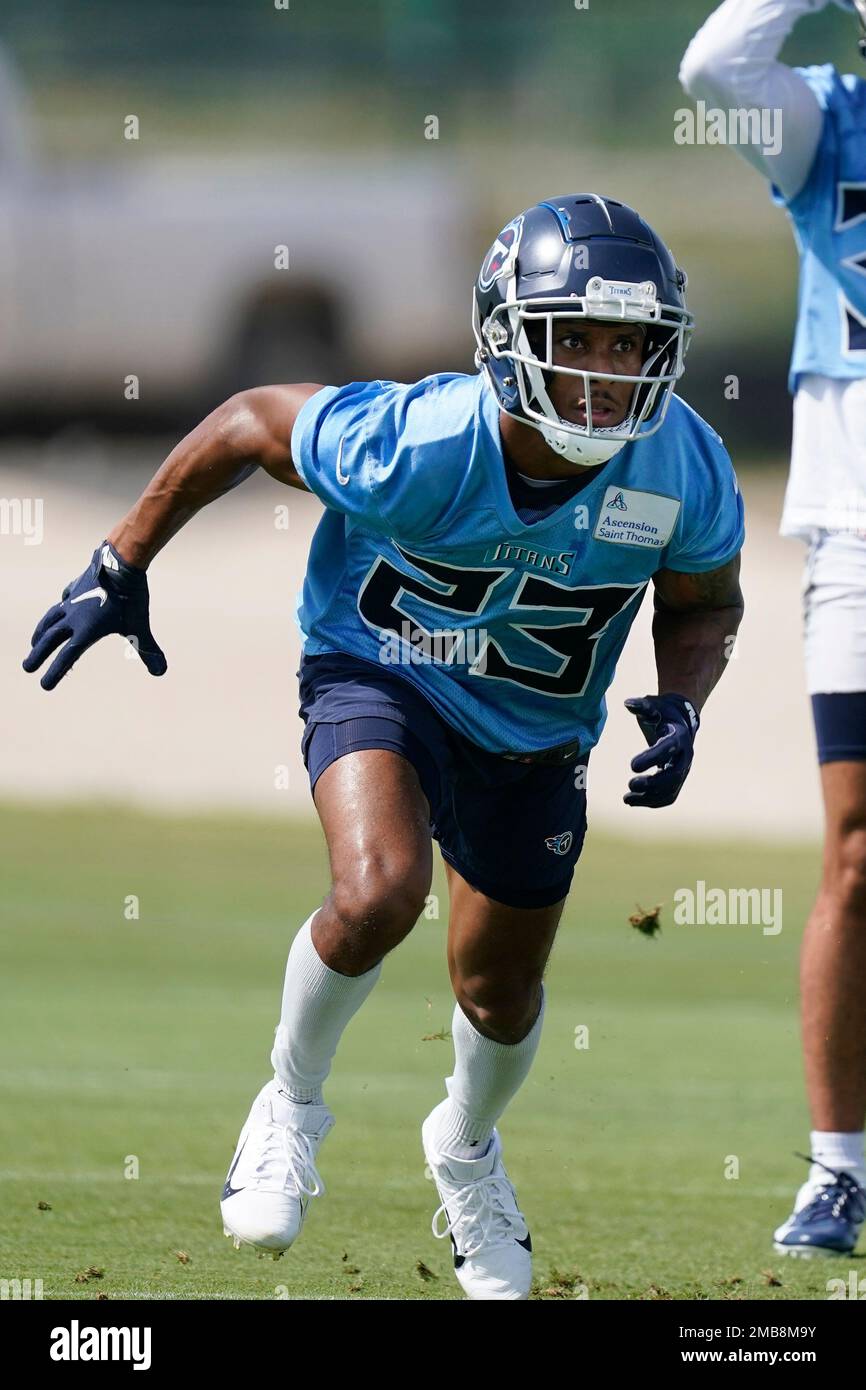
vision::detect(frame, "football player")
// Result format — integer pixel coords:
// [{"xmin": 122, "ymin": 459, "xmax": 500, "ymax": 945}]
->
[
  {"xmin": 23, "ymin": 195, "xmax": 744, "ymax": 1300},
  {"xmin": 681, "ymin": 0, "xmax": 866, "ymax": 1257}
]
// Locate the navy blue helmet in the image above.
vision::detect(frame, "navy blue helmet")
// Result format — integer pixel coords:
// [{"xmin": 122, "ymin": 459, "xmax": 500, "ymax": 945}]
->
[{"xmin": 472, "ymin": 194, "xmax": 693, "ymax": 467}]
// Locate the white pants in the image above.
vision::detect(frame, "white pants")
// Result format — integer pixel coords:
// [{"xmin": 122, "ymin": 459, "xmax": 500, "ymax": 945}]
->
[{"xmin": 803, "ymin": 530, "xmax": 866, "ymax": 695}]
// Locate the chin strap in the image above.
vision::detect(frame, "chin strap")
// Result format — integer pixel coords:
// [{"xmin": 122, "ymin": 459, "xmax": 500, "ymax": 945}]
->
[{"xmin": 538, "ymin": 417, "xmax": 632, "ymax": 468}]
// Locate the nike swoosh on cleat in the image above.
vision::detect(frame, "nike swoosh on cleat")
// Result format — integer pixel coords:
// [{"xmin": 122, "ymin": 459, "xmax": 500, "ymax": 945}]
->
[
  {"xmin": 222, "ymin": 1138, "xmax": 247, "ymax": 1200},
  {"xmin": 71, "ymin": 587, "xmax": 107, "ymax": 607},
  {"xmin": 452, "ymin": 1235, "xmax": 530, "ymax": 1268}
]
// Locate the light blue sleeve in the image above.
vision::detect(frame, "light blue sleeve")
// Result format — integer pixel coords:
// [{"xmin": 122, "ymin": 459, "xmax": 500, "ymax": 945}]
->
[
  {"xmin": 770, "ymin": 64, "xmax": 838, "ymax": 212},
  {"xmin": 664, "ymin": 427, "xmax": 745, "ymax": 574},
  {"xmin": 290, "ymin": 380, "xmax": 391, "ymax": 531},
  {"xmin": 291, "ymin": 376, "xmax": 467, "ymax": 540}
]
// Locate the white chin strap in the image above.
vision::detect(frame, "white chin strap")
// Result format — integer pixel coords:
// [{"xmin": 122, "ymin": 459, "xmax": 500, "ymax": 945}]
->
[{"xmin": 537, "ymin": 417, "xmax": 633, "ymax": 468}]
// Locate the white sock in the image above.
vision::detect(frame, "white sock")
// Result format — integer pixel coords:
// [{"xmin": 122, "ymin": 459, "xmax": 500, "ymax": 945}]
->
[
  {"xmin": 434, "ymin": 987, "xmax": 546, "ymax": 1160},
  {"xmin": 269, "ymin": 911, "xmax": 381, "ymax": 1104},
  {"xmin": 809, "ymin": 1130, "xmax": 866, "ymax": 1187}
]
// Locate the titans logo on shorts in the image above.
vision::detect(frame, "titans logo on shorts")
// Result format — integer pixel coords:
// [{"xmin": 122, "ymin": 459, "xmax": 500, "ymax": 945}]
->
[{"xmin": 291, "ymin": 371, "xmax": 744, "ymax": 758}]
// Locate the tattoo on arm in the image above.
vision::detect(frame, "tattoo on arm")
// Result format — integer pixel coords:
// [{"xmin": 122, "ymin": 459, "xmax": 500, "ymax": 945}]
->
[
  {"xmin": 650, "ymin": 555, "xmax": 744, "ymax": 711},
  {"xmin": 653, "ymin": 556, "xmax": 743, "ymax": 614}
]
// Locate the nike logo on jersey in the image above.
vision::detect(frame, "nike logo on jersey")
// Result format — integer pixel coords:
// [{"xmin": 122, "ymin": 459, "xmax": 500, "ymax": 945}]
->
[
  {"xmin": 71, "ymin": 587, "xmax": 108, "ymax": 607},
  {"xmin": 335, "ymin": 436, "xmax": 350, "ymax": 486}
]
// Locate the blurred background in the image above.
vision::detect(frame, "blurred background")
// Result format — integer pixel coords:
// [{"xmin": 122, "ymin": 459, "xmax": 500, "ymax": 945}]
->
[{"xmin": 3, "ymin": 0, "xmax": 853, "ymax": 836}]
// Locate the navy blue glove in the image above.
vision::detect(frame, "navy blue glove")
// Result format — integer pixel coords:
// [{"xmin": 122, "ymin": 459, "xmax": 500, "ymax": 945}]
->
[
  {"xmin": 23, "ymin": 540, "xmax": 167, "ymax": 691},
  {"xmin": 624, "ymin": 693, "xmax": 699, "ymax": 808}
]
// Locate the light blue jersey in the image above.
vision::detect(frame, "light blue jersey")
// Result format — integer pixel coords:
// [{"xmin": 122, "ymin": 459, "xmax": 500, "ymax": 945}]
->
[
  {"xmin": 292, "ymin": 373, "xmax": 744, "ymax": 756},
  {"xmin": 773, "ymin": 64, "xmax": 866, "ymax": 393}
]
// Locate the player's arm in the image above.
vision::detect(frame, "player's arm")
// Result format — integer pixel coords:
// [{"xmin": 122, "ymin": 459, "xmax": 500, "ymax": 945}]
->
[
  {"xmin": 107, "ymin": 383, "xmax": 323, "ymax": 569},
  {"xmin": 622, "ymin": 556, "xmax": 744, "ymax": 808},
  {"xmin": 650, "ymin": 555, "xmax": 744, "ymax": 714},
  {"xmin": 679, "ymin": 0, "xmax": 827, "ymax": 200},
  {"xmin": 22, "ymin": 383, "xmax": 324, "ymax": 689}
]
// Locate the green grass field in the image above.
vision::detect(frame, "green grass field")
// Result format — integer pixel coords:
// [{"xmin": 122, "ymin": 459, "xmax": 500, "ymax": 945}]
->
[{"xmin": 0, "ymin": 801, "xmax": 857, "ymax": 1301}]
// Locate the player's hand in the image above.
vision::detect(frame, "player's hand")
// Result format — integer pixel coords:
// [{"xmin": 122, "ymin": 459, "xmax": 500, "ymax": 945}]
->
[
  {"xmin": 623, "ymin": 693, "xmax": 699, "ymax": 808},
  {"xmin": 22, "ymin": 540, "xmax": 167, "ymax": 691}
]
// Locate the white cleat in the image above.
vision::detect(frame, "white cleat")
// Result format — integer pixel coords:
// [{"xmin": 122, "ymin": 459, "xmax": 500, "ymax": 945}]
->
[
  {"xmin": 422, "ymin": 1100, "xmax": 532, "ymax": 1300},
  {"xmin": 220, "ymin": 1079, "xmax": 334, "ymax": 1256}
]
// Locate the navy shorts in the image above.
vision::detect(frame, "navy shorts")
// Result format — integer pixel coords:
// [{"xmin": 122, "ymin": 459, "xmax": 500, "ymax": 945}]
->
[
  {"xmin": 297, "ymin": 650, "xmax": 589, "ymax": 910},
  {"xmin": 812, "ymin": 692, "xmax": 866, "ymax": 764}
]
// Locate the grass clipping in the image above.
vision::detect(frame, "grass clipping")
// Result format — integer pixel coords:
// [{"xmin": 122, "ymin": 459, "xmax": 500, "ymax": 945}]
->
[{"xmin": 629, "ymin": 903, "xmax": 662, "ymax": 938}]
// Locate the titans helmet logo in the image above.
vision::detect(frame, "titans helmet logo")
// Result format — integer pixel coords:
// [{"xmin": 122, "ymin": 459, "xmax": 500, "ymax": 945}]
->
[{"xmin": 478, "ymin": 215, "xmax": 524, "ymax": 291}]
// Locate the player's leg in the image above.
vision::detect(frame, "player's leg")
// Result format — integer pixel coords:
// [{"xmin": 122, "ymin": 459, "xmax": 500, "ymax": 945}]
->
[
  {"xmin": 775, "ymin": 533, "xmax": 866, "ymax": 1255},
  {"xmin": 422, "ymin": 870, "xmax": 566, "ymax": 1300},
  {"xmin": 222, "ymin": 717, "xmax": 437, "ymax": 1256},
  {"xmin": 774, "ymin": 756, "xmax": 866, "ymax": 1255},
  {"xmin": 272, "ymin": 743, "xmax": 433, "ymax": 1091},
  {"xmin": 802, "ymin": 759, "xmax": 866, "ymax": 1139},
  {"xmin": 440, "ymin": 860, "xmax": 563, "ymax": 1127},
  {"xmin": 775, "ymin": 754, "xmax": 866, "ymax": 1255},
  {"xmin": 421, "ymin": 742, "xmax": 586, "ymax": 1298}
]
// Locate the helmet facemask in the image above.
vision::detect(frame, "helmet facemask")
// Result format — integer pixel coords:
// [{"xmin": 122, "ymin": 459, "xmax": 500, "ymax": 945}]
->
[{"xmin": 474, "ymin": 275, "xmax": 693, "ymax": 468}]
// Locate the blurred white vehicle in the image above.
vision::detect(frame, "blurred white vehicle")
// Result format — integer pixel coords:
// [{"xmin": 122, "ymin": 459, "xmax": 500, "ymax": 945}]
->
[{"xmin": 0, "ymin": 49, "xmax": 476, "ymax": 419}]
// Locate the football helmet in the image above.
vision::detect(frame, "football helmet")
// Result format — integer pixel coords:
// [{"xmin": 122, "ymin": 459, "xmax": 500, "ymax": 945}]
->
[{"xmin": 472, "ymin": 194, "xmax": 693, "ymax": 467}]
